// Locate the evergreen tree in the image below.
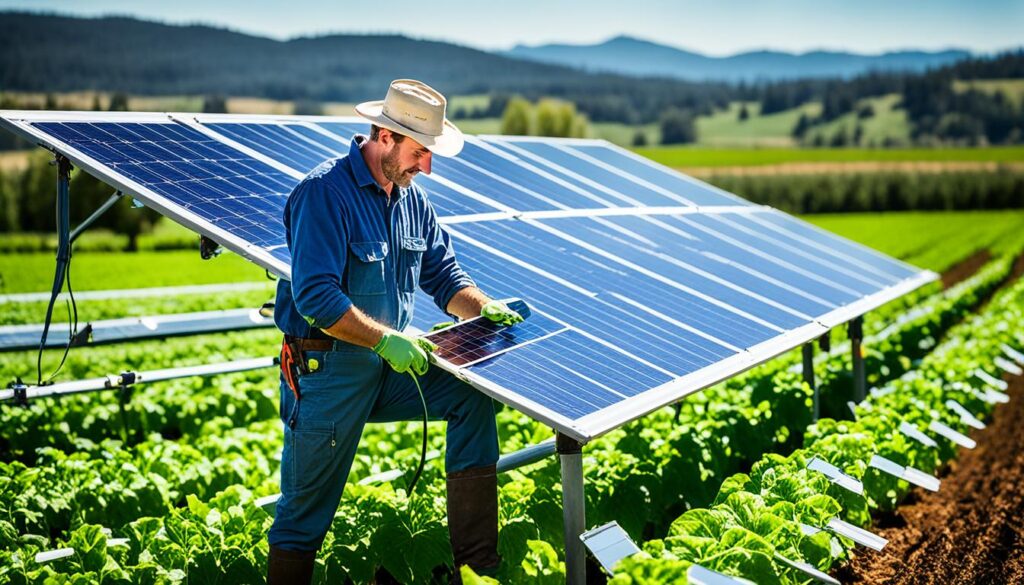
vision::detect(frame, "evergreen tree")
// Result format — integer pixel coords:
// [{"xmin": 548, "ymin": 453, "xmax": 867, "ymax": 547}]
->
[
  {"xmin": 108, "ymin": 92, "xmax": 129, "ymax": 112},
  {"xmin": 202, "ymin": 94, "xmax": 228, "ymax": 114},
  {"xmin": 659, "ymin": 108, "xmax": 697, "ymax": 145}
]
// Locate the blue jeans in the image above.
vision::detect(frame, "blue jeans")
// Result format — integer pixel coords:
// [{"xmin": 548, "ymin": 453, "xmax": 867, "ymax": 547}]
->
[{"xmin": 268, "ymin": 345, "xmax": 499, "ymax": 552}]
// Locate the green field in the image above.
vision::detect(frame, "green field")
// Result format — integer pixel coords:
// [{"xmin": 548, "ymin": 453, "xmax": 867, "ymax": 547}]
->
[
  {"xmin": 695, "ymin": 101, "xmax": 822, "ymax": 148},
  {"xmin": 953, "ymin": 78, "xmax": 1024, "ymax": 107},
  {"xmin": 634, "ymin": 144, "xmax": 1024, "ymax": 168},
  {"xmin": 0, "ymin": 250, "xmax": 267, "ymax": 294},
  {"xmin": 803, "ymin": 210, "xmax": 1024, "ymax": 272},
  {"xmin": 802, "ymin": 94, "xmax": 912, "ymax": 147}
]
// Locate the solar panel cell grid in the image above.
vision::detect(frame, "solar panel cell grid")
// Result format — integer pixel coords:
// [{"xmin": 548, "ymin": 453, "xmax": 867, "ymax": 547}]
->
[
  {"xmin": 485, "ymin": 139, "xmax": 693, "ymax": 208},
  {"xmin": 425, "ymin": 312, "xmax": 565, "ymax": 367},
  {"xmin": 569, "ymin": 143, "xmax": 749, "ymax": 207},
  {"xmin": 33, "ymin": 121, "xmax": 297, "ymax": 257},
  {"xmin": 206, "ymin": 122, "xmax": 334, "ymax": 171},
  {"xmin": 468, "ymin": 329, "xmax": 674, "ymax": 419}
]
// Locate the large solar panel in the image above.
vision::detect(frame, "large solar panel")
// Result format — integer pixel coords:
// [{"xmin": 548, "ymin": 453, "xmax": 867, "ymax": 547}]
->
[
  {"xmin": 0, "ymin": 110, "xmax": 937, "ymax": 441},
  {"xmin": 0, "ymin": 112, "xmax": 302, "ymax": 275}
]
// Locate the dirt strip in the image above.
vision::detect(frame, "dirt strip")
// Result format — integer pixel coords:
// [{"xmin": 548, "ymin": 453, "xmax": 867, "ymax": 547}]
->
[
  {"xmin": 941, "ymin": 249, "xmax": 993, "ymax": 288},
  {"xmin": 834, "ymin": 369, "xmax": 1024, "ymax": 584},
  {"xmin": 681, "ymin": 161, "xmax": 1024, "ymax": 178}
]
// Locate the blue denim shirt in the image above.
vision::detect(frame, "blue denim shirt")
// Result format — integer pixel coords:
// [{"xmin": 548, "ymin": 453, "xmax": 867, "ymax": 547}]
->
[{"xmin": 274, "ymin": 135, "xmax": 475, "ymax": 340}]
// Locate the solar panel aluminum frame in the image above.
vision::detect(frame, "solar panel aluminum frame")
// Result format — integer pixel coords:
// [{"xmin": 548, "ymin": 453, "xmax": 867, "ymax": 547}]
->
[
  {"xmin": 0, "ymin": 110, "xmax": 298, "ymax": 279},
  {"xmin": 425, "ymin": 313, "xmax": 829, "ymax": 443}
]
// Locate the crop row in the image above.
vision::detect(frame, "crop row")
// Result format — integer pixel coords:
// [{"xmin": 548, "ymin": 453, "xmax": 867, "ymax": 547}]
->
[{"xmin": 602, "ymin": 251, "xmax": 1024, "ymax": 584}]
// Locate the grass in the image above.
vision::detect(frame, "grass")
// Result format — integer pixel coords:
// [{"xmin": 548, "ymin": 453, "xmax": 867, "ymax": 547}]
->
[
  {"xmin": 696, "ymin": 101, "xmax": 822, "ymax": 148},
  {"xmin": 802, "ymin": 210, "xmax": 1024, "ymax": 272},
  {"xmin": 953, "ymin": 78, "xmax": 1024, "ymax": 107},
  {"xmin": 802, "ymin": 94, "xmax": 911, "ymax": 147},
  {"xmin": 634, "ymin": 144, "xmax": 1024, "ymax": 168},
  {"xmin": 449, "ymin": 94, "xmax": 491, "ymax": 112},
  {"xmin": 451, "ymin": 118, "xmax": 503, "ymax": 135},
  {"xmin": 0, "ymin": 250, "xmax": 268, "ymax": 294}
]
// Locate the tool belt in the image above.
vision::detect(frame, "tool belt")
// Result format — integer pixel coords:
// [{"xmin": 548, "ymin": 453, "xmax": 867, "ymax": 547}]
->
[{"xmin": 280, "ymin": 335, "xmax": 333, "ymax": 400}]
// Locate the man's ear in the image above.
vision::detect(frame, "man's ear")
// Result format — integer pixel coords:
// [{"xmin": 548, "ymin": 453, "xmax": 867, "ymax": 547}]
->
[{"xmin": 378, "ymin": 128, "xmax": 394, "ymax": 148}]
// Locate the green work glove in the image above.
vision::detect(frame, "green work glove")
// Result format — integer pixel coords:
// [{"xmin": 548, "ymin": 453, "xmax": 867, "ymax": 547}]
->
[
  {"xmin": 481, "ymin": 300, "xmax": 524, "ymax": 327},
  {"xmin": 430, "ymin": 321, "xmax": 456, "ymax": 332},
  {"xmin": 373, "ymin": 331, "xmax": 438, "ymax": 375}
]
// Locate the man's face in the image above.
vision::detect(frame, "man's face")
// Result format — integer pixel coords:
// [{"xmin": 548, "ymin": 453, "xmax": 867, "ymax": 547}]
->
[{"xmin": 381, "ymin": 134, "xmax": 432, "ymax": 189}]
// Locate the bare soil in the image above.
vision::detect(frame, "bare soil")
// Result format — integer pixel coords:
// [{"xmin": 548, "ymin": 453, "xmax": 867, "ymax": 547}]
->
[
  {"xmin": 941, "ymin": 249, "xmax": 993, "ymax": 288},
  {"xmin": 834, "ymin": 369, "xmax": 1024, "ymax": 584},
  {"xmin": 683, "ymin": 161, "xmax": 1024, "ymax": 178}
]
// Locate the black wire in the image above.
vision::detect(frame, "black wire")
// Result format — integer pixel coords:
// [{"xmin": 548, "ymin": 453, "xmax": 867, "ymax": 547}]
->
[
  {"xmin": 48, "ymin": 253, "xmax": 77, "ymax": 382},
  {"xmin": 36, "ymin": 238, "xmax": 77, "ymax": 386},
  {"xmin": 406, "ymin": 372, "xmax": 429, "ymax": 493}
]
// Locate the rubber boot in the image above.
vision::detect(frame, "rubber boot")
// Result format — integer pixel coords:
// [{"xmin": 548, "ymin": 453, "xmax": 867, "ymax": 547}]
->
[
  {"xmin": 267, "ymin": 545, "xmax": 316, "ymax": 585},
  {"xmin": 447, "ymin": 464, "xmax": 502, "ymax": 583}
]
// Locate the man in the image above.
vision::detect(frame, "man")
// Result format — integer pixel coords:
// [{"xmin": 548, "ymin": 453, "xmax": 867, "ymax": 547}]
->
[{"xmin": 268, "ymin": 79, "xmax": 522, "ymax": 584}]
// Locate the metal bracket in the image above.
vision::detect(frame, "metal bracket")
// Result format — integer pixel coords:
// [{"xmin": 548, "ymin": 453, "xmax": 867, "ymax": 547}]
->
[
  {"xmin": 8, "ymin": 379, "xmax": 29, "ymax": 407},
  {"xmin": 802, "ymin": 342, "xmax": 818, "ymax": 420},
  {"xmin": 848, "ymin": 316, "xmax": 866, "ymax": 403},
  {"xmin": 200, "ymin": 235, "xmax": 223, "ymax": 259},
  {"xmin": 557, "ymin": 432, "xmax": 586, "ymax": 585}
]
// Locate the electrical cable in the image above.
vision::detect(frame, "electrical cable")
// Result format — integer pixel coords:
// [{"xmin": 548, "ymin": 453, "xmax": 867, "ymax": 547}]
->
[
  {"xmin": 406, "ymin": 371, "xmax": 429, "ymax": 493},
  {"xmin": 49, "ymin": 253, "xmax": 78, "ymax": 382}
]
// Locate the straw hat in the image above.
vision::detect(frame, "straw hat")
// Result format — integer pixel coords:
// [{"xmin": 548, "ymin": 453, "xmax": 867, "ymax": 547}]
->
[{"xmin": 354, "ymin": 79, "xmax": 464, "ymax": 157}]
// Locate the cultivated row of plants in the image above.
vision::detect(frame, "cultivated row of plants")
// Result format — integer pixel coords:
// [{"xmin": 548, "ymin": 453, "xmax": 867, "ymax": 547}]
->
[{"xmin": 602, "ymin": 262, "xmax": 1024, "ymax": 583}]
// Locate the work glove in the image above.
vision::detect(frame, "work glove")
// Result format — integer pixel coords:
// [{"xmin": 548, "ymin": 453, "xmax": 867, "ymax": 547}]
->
[
  {"xmin": 430, "ymin": 321, "xmax": 455, "ymax": 332},
  {"xmin": 480, "ymin": 300, "xmax": 524, "ymax": 327},
  {"xmin": 373, "ymin": 331, "xmax": 438, "ymax": 375}
]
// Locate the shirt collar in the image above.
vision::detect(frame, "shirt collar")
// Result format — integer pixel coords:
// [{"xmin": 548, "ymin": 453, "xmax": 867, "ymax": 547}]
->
[{"xmin": 349, "ymin": 135, "xmax": 411, "ymax": 201}]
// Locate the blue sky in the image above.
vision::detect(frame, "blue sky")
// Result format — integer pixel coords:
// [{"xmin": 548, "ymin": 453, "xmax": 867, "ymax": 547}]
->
[{"xmin": 2, "ymin": 0, "xmax": 1021, "ymax": 55}]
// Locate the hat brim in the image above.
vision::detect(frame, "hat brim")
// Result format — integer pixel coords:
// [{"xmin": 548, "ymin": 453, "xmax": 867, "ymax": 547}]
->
[{"xmin": 354, "ymin": 100, "xmax": 464, "ymax": 157}]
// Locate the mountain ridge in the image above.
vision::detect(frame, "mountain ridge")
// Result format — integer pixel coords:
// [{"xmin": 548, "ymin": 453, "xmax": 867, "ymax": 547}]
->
[{"xmin": 504, "ymin": 35, "xmax": 973, "ymax": 81}]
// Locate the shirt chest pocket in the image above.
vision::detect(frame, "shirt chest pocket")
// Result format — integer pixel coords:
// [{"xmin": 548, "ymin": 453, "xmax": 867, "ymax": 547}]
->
[
  {"xmin": 347, "ymin": 241, "xmax": 388, "ymax": 296},
  {"xmin": 399, "ymin": 235, "xmax": 427, "ymax": 292}
]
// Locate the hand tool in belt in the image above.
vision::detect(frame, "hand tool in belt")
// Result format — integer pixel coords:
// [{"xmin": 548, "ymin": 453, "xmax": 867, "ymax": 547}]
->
[{"xmin": 280, "ymin": 336, "xmax": 332, "ymax": 400}]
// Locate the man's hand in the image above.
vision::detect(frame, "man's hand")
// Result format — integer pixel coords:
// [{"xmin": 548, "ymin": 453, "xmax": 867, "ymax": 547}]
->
[
  {"xmin": 373, "ymin": 331, "xmax": 438, "ymax": 375},
  {"xmin": 480, "ymin": 300, "xmax": 524, "ymax": 327}
]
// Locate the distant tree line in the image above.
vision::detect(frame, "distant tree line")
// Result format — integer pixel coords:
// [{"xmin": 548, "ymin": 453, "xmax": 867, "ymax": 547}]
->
[
  {"xmin": 774, "ymin": 50, "xmax": 1024, "ymax": 146},
  {"xmin": 707, "ymin": 169, "xmax": 1024, "ymax": 214}
]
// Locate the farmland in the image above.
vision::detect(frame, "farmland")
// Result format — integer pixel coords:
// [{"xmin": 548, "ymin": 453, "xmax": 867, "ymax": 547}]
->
[{"xmin": 1, "ymin": 208, "xmax": 1023, "ymax": 583}]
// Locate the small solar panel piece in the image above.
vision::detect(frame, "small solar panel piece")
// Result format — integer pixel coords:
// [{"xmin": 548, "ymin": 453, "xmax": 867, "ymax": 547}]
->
[{"xmin": 423, "ymin": 299, "xmax": 565, "ymax": 367}]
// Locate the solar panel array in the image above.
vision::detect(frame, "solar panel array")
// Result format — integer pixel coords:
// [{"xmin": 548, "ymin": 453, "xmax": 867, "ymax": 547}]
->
[{"xmin": 0, "ymin": 111, "xmax": 937, "ymax": 441}]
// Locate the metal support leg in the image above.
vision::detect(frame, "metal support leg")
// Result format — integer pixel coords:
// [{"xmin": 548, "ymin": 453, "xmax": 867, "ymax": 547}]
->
[
  {"xmin": 849, "ymin": 317, "xmax": 866, "ymax": 403},
  {"xmin": 35, "ymin": 155, "xmax": 74, "ymax": 383},
  {"xmin": 70, "ymin": 190, "xmax": 121, "ymax": 243},
  {"xmin": 557, "ymin": 433, "xmax": 586, "ymax": 585},
  {"xmin": 802, "ymin": 342, "xmax": 818, "ymax": 421}
]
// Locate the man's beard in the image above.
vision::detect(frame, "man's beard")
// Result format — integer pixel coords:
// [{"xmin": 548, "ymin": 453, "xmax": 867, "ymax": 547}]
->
[{"xmin": 381, "ymin": 144, "xmax": 415, "ymax": 188}]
